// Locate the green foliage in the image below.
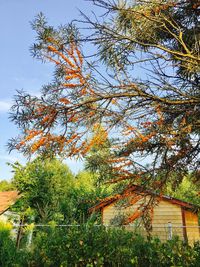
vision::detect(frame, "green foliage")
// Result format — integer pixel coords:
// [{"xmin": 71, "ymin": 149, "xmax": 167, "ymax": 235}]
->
[
  {"xmin": 60, "ymin": 171, "xmax": 109, "ymax": 224},
  {"xmin": 22, "ymin": 226, "xmax": 200, "ymax": 266},
  {"xmin": 104, "ymin": 0, "xmax": 199, "ymax": 77},
  {"xmin": 10, "ymin": 158, "xmax": 108, "ymax": 224},
  {"xmin": 74, "ymin": 171, "xmax": 96, "ymax": 191},
  {"xmin": 85, "ymin": 131, "xmax": 114, "ymax": 184},
  {"xmin": 0, "ymin": 180, "xmax": 15, "ymax": 191},
  {"xmin": 166, "ymin": 175, "xmax": 200, "ymax": 206},
  {"xmin": 30, "ymin": 225, "xmax": 134, "ymax": 266},
  {"xmin": 11, "ymin": 157, "xmax": 74, "ymax": 222},
  {"xmin": 0, "ymin": 222, "xmax": 29, "ymax": 267},
  {"xmin": 1, "ymin": 223, "xmax": 200, "ymax": 266}
]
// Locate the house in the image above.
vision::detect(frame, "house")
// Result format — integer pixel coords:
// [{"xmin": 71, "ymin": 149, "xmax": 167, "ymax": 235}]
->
[
  {"xmin": 90, "ymin": 185, "xmax": 200, "ymax": 244},
  {"xmin": 0, "ymin": 191, "xmax": 21, "ymax": 223}
]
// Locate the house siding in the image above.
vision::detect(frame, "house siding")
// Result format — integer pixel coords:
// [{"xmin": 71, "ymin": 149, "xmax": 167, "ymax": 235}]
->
[
  {"xmin": 184, "ymin": 210, "xmax": 200, "ymax": 243},
  {"xmin": 151, "ymin": 200, "xmax": 183, "ymax": 241},
  {"xmin": 102, "ymin": 197, "xmax": 200, "ymax": 243}
]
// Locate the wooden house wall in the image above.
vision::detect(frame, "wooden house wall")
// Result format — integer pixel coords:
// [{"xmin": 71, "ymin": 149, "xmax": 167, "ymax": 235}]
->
[
  {"xmin": 102, "ymin": 196, "xmax": 147, "ymax": 227},
  {"xmin": 184, "ymin": 210, "xmax": 200, "ymax": 243},
  {"xmin": 151, "ymin": 200, "xmax": 183, "ymax": 241},
  {"xmin": 102, "ymin": 197, "xmax": 200, "ymax": 243}
]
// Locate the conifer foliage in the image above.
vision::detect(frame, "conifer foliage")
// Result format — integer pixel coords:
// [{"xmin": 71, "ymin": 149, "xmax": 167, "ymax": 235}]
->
[{"xmin": 9, "ymin": 1, "xmax": 200, "ymax": 199}]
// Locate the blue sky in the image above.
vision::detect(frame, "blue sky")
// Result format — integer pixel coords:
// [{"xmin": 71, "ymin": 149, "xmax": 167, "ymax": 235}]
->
[{"xmin": 0, "ymin": 0, "xmax": 99, "ymax": 180}]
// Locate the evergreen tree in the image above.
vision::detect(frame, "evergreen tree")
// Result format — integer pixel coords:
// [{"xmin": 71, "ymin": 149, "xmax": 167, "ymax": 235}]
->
[{"xmin": 9, "ymin": 0, "xmax": 199, "ymax": 197}]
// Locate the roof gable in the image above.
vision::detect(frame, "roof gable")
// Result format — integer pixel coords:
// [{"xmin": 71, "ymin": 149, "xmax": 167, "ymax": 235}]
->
[
  {"xmin": 89, "ymin": 185, "xmax": 199, "ymax": 213},
  {"xmin": 0, "ymin": 191, "xmax": 20, "ymax": 215}
]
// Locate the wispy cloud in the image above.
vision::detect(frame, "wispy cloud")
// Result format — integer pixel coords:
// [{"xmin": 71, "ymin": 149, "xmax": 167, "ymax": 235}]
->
[{"xmin": 0, "ymin": 100, "xmax": 12, "ymax": 113}]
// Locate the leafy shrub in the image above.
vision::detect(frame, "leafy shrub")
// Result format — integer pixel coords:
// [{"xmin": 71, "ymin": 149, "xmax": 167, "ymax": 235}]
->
[
  {"xmin": 0, "ymin": 222, "xmax": 17, "ymax": 267},
  {"xmin": 192, "ymin": 241, "xmax": 200, "ymax": 267},
  {"xmin": 0, "ymin": 222, "xmax": 29, "ymax": 267},
  {"xmin": 30, "ymin": 225, "xmax": 135, "ymax": 266},
  {"xmin": 29, "ymin": 225, "xmax": 200, "ymax": 267},
  {"xmin": 1, "ymin": 223, "xmax": 200, "ymax": 266}
]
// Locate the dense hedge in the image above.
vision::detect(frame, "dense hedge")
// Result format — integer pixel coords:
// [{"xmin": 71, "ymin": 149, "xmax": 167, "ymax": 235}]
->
[{"xmin": 1, "ymin": 223, "xmax": 200, "ymax": 266}]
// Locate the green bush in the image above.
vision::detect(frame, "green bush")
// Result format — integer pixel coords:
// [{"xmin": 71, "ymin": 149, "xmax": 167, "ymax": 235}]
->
[
  {"xmin": 0, "ymin": 222, "xmax": 17, "ymax": 267},
  {"xmin": 191, "ymin": 241, "xmax": 200, "ymax": 267},
  {"xmin": 0, "ymin": 222, "xmax": 29, "ymax": 267},
  {"xmin": 29, "ymin": 225, "xmax": 200, "ymax": 267},
  {"xmin": 30, "ymin": 225, "xmax": 135, "ymax": 266},
  {"xmin": 1, "ymin": 223, "xmax": 200, "ymax": 266}
]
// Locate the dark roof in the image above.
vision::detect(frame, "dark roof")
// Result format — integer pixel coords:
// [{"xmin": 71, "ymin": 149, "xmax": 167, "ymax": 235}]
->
[
  {"xmin": 0, "ymin": 191, "xmax": 20, "ymax": 215},
  {"xmin": 89, "ymin": 185, "xmax": 199, "ymax": 213}
]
